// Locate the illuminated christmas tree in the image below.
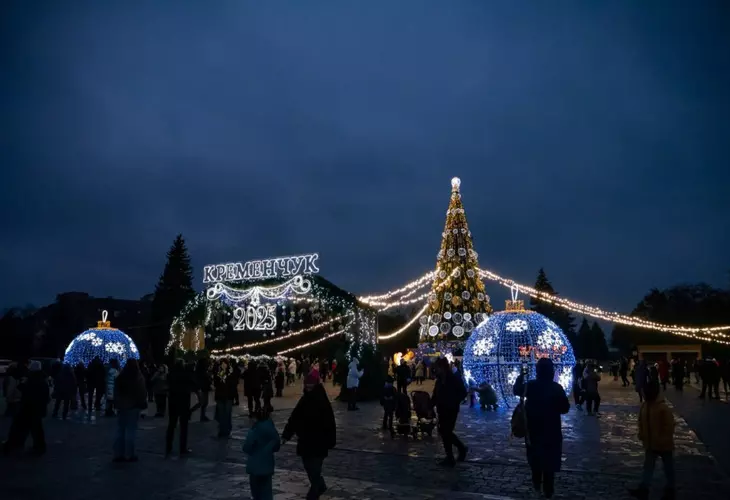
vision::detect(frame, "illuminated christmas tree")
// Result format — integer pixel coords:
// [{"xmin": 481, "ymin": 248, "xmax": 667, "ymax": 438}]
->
[{"xmin": 419, "ymin": 177, "xmax": 492, "ymax": 343}]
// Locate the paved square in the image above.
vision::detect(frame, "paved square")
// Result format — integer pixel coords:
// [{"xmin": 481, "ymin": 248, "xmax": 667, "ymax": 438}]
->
[{"xmin": 1, "ymin": 379, "xmax": 728, "ymax": 499}]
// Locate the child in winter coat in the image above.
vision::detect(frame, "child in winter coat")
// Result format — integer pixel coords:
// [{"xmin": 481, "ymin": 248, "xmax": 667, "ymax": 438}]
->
[
  {"xmin": 477, "ymin": 382, "xmax": 498, "ymax": 410},
  {"xmin": 242, "ymin": 408, "xmax": 281, "ymax": 500},
  {"xmin": 628, "ymin": 381, "xmax": 676, "ymax": 500},
  {"xmin": 380, "ymin": 376, "xmax": 397, "ymax": 437}
]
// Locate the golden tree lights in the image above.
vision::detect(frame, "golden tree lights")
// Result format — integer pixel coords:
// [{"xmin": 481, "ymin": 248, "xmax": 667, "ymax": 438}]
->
[{"xmin": 419, "ymin": 177, "xmax": 493, "ymax": 341}]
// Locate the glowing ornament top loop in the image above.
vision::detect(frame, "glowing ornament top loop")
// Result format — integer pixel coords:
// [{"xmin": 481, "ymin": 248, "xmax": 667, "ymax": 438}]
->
[
  {"xmin": 97, "ymin": 309, "xmax": 112, "ymax": 329},
  {"xmin": 505, "ymin": 285, "xmax": 526, "ymax": 312},
  {"xmin": 451, "ymin": 177, "xmax": 461, "ymax": 192}
]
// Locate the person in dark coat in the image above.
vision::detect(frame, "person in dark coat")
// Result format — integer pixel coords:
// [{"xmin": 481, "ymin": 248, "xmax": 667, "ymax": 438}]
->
[
  {"xmin": 52, "ymin": 363, "xmax": 77, "ymax": 419},
  {"xmin": 243, "ymin": 361, "xmax": 261, "ymax": 416},
  {"xmin": 230, "ymin": 360, "xmax": 241, "ymax": 406},
  {"xmin": 257, "ymin": 362, "xmax": 274, "ymax": 413},
  {"xmin": 396, "ymin": 360, "xmax": 411, "ymax": 395},
  {"xmin": 86, "ymin": 356, "xmax": 106, "ymax": 412},
  {"xmin": 194, "ymin": 358, "xmax": 212, "ymax": 422},
  {"xmin": 3, "ymin": 360, "xmax": 50, "ymax": 454},
  {"xmin": 73, "ymin": 362, "xmax": 87, "ymax": 411},
  {"xmin": 619, "ymin": 358, "xmax": 630, "ymax": 387},
  {"xmin": 282, "ymin": 372, "xmax": 336, "ymax": 500},
  {"xmin": 431, "ymin": 357, "xmax": 468, "ymax": 466},
  {"xmin": 380, "ymin": 376, "xmax": 397, "ymax": 436},
  {"xmin": 524, "ymin": 358, "xmax": 570, "ymax": 499},
  {"xmin": 214, "ymin": 359, "xmax": 237, "ymax": 438},
  {"xmin": 113, "ymin": 359, "xmax": 147, "ymax": 462},
  {"xmin": 275, "ymin": 364, "xmax": 285, "ymax": 398},
  {"xmin": 166, "ymin": 360, "xmax": 196, "ymax": 456}
]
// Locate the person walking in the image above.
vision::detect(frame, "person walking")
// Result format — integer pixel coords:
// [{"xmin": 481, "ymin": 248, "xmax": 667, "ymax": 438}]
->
[
  {"xmin": 152, "ymin": 364, "xmax": 169, "ymax": 417},
  {"xmin": 346, "ymin": 357, "xmax": 364, "ymax": 411},
  {"xmin": 112, "ymin": 359, "xmax": 147, "ymax": 462},
  {"xmin": 619, "ymin": 358, "xmax": 630, "ymax": 387},
  {"xmin": 87, "ymin": 356, "xmax": 106, "ymax": 413},
  {"xmin": 635, "ymin": 360, "xmax": 648, "ymax": 403},
  {"xmin": 52, "ymin": 363, "xmax": 76, "ymax": 420},
  {"xmin": 431, "ymin": 357, "xmax": 468, "ymax": 466},
  {"xmin": 523, "ymin": 358, "xmax": 570, "ymax": 499},
  {"xmin": 73, "ymin": 362, "xmax": 87, "ymax": 411},
  {"xmin": 380, "ymin": 376, "xmax": 397, "ymax": 437},
  {"xmin": 415, "ymin": 360, "xmax": 425, "ymax": 385},
  {"xmin": 571, "ymin": 360, "xmax": 585, "ymax": 410},
  {"xmin": 195, "ymin": 358, "xmax": 212, "ymax": 422},
  {"xmin": 628, "ymin": 379, "xmax": 676, "ymax": 500},
  {"xmin": 243, "ymin": 361, "xmax": 261, "ymax": 417},
  {"xmin": 243, "ymin": 408, "xmax": 281, "ymax": 500},
  {"xmin": 3, "ymin": 363, "xmax": 22, "ymax": 418},
  {"xmin": 257, "ymin": 362, "xmax": 274, "ymax": 413},
  {"xmin": 395, "ymin": 359, "xmax": 410, "ymax": 395},
  {"xmin": 166, "ymin": 360, "xmax": 196, "ymax": 457},
  {"xmin": 281, "ymin": 372, "xmax": 336, "ymax": 500},
  {"xmin": 3, "ymin": 360, "xmax": 50, "ymax": 455},
  {"xmin": 214, "ymin": 359, "xmax": 236, "ymax": 438},
  {"xmin": 105, "ymin": 359, "xmax": 120, "ymax": 417},
  {"xmin": 582, "ymin": 363, "xmax": 602, "ymax": 417}
]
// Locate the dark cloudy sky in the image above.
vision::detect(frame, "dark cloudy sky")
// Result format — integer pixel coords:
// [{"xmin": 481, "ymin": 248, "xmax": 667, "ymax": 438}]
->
[{"xmin": 2, "ymin": 1, "xmax": 729, "ymax": 316}]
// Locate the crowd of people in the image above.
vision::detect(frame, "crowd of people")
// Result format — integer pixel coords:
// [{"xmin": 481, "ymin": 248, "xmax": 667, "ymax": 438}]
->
[{"xmin": 2, "ymin": 350, "xmax": 729, "ymax": 500}]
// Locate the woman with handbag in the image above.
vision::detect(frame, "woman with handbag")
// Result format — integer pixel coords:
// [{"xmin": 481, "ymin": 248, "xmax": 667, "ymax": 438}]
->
[
  {"xmin": 522, "ymin": 358, "xmax": 570, "ymax": 499},
  {"xmin": 112, "ymin": 359, "xmax": 147, "ymax": 462}
]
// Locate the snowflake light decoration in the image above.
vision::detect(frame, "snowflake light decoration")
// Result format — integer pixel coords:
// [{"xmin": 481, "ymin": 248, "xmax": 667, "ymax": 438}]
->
[
  {"xmin": 505, "ymin": 319, "xmax": 528, "ymax": 333},
  {"xmin": 463, "ymin": 308, "xmax": 576, "ymax": 408},
  {"xmin": 473, "ymin": 337, "xmax": 495, "ymax": 356}
]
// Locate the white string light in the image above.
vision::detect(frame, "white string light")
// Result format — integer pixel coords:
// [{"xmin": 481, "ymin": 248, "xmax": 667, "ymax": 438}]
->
[
  {"xmin": 277, "ymin": 329, "xmax": 348, "ymax": 355},
  {"xmin": 377, "ymin": 303, "xmax": 429, "ymax": 341},
  {"xmin": 210, "ymin": 313, "xmax": 353, "ymax": 353},
  {"xmin": 478, "ymin": 269, "xmax": 730, "ymax": 341}
]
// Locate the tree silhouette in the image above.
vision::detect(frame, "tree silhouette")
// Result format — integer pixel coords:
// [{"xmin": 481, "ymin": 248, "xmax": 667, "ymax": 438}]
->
[
  {"xmin": 610, "ymin": 284, "xmax": 730, "ymax": 357},
  {"xmin": 150, "ymin": 235, "xmax": 195, "ymax": 361},
  {"xmin": 590, "ymin": 321, "xmax": 609, "ymax": 360},
  {"xmin": 576, "ymin": 317, "xmax": 591, "ymax": 359},
  {"xmin": 530, "ymin": 268, "xmax": 577, "ymax": 348}
]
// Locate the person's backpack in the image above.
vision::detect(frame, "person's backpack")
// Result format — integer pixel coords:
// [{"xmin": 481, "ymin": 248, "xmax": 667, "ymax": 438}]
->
[{"xmin": 511, "ymin": 381, "xmax": 529, "ymax": 443}]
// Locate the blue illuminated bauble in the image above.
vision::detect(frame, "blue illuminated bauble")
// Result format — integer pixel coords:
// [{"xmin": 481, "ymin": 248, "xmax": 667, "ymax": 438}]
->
[
  {"xmin": 462, "ymin": 309, "xmax": 576, "ymax": 407},
  {"xmin": 64, "ymin": 327, "xmax": 140, "ymax": 367}
]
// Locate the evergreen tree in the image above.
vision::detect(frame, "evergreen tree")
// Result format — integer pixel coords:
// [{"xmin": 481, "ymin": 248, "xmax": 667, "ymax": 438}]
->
[
  {"xmin": 150, "ymin": 234, "xmax": 195, "ymax": 361},
  {"xmin": 576, "ymin": 317, "xmax": 591, "ymax": 359},
  {"xmin": 530, "ymin": 268, "xmax": 577, "ymax": 347},
  {"xmin": 420, "ymin": 177, "xmax": 492, "ymax": 343},
  {"xmin": 590, "ymin": 321, "xmax": 609, "ymax": 360}
]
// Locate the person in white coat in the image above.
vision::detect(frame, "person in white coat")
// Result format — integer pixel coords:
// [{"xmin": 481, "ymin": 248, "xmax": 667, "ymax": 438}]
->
[{"xmin": 346, "ymin": 358, "xmax": 364, "ymax": 411}]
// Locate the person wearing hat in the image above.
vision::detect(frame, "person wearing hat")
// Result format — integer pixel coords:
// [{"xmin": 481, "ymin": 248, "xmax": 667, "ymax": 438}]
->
[
  {"xmin": 282, "ymin": 371, "xmax": 336, "ymax": 500},
  {"xmin": 3, "ymin": 360, "xmax": 50, "ymax": 455}
]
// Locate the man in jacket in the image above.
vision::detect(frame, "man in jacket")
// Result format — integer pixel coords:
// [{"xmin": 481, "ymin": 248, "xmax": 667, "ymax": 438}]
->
[
  {"xmin": 165, "ymin": 360, "xmax": 196, "ymax": 456},
  {"xmin": 282, "ymin": 372, "xmax": 336, "ymax": 500}
]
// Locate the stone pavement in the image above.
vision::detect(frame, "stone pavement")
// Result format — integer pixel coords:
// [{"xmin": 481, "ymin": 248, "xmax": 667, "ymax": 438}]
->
[{"xmin": 1, "ymin": 379, "xmax": 728, "ymax": 500}]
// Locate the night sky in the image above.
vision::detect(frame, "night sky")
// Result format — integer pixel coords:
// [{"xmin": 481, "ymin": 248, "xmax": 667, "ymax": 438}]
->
[{"xmin": 2, "ymin": 1, "xmax": 729, "ymax": 317}]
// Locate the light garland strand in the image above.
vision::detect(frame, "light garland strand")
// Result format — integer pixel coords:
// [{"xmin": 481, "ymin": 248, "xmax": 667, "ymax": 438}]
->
[
  {"xmin": 377, "ymin": 303, "xmax": 429, "ymax": 341},
  {"xmin": 478, "ymin": 269, "xmax": 730, "ymax": 341},
  {"xmin": 210, "ymin": 313, "xmax": 353, "ymax": 353},
  {"xmin": 358, "ymin": 272, "xmax": 435, "ymax": 304},
  {"xmin": 277, "ymin": 329, "xmax": 348, "ymax": 355}
]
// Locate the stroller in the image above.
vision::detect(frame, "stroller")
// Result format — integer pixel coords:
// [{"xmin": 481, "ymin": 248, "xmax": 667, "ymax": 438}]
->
[
  {"xmin": 410, "ymin": 390, "xmax": 437, "ymax": 437},
  {"xmin": 394, "ymin": 392, "xmax": 413, "ymax": 438}
]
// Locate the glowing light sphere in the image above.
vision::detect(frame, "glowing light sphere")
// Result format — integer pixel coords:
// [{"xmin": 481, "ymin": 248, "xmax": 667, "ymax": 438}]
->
[
  {"xmin": 462, "ymin": 310, "xmax": 575, "ymax": 407},
  {"xmin": 64, "ymin": 327, "xmax": 140, "ymax": 367}
]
